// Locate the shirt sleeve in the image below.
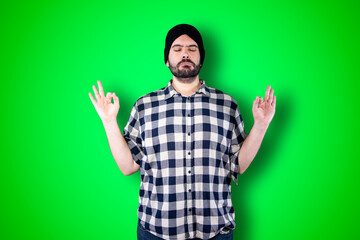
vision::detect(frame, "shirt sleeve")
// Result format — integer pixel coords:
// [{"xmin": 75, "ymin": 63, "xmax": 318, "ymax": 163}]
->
[
  {"xmin": 123, "ymin": 101, "xmax": 144, "ymax": 166},
  {"xmin": 229, "ymin": 106, "xmax": 247, "ymax": 185}
]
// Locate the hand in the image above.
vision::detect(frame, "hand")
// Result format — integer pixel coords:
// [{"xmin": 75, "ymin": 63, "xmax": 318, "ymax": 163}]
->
[
  {"xmin": 252, "ymin": 85, "xmax": 276, "ymax": 130},
  {"xmin": 89, "ymin": 80, "xmax": 120, "ymax": 123}
]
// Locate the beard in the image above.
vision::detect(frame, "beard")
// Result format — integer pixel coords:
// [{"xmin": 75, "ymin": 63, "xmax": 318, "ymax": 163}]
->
[{"xmin": 169, "ymin": 59, "xmax": 201, "ymax": 83}]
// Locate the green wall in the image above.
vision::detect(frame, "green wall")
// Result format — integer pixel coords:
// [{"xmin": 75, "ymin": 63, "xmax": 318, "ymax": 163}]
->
[{"xmin": 2, "ymin": 0, "xmax": 359, "ymax": 239}]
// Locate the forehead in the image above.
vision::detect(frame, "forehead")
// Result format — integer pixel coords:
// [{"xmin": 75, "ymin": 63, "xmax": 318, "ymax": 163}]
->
[{"xmin": 171, "ymin": 34, "xmax": 198, "ymax": 47}]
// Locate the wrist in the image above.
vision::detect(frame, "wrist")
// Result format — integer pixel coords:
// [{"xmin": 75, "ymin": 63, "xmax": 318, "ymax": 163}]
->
[
  {"xmin": 253, "ymin": 121, "xmax": 269, "ymax": 133},
  {"xmin": 102, "ymin": 118, "xmax": 118, "ymax": 126}
]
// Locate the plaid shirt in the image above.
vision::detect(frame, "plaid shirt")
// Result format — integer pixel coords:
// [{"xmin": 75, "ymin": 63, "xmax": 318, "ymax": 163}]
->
[{"xmin": 123, "ymin": 79, "xmax": 246, "ymax": 239}]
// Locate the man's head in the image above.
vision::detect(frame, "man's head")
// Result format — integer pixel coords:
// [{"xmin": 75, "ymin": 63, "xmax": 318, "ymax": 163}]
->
[{"xmin": 164, "ymin": 24, "xmax": 205, "ymax": 82}]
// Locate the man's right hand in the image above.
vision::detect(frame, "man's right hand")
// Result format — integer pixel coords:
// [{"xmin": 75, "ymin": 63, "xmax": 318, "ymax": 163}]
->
[{"xmin": 89, "ymin": 80, "xmax": 120, "ymax": 123}]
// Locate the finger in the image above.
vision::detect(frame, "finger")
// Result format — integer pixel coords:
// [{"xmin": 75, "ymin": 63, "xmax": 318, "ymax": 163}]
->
[
  {"xmin": 252, "ymin": 96, "xmax": 259, "ymax": 110},
  {"xmin": 92, "ymin": 85, "xmax": 101, "ymax": 101},
  {"xmin": 269, "ymin": 89, "xmax": 274, "ymax": 104},
  {"xmin": 109, "ymin": 93, "xmax": 115, "ymax": 103},
  {"xmin": 105, "ymin": 92, "xmax": 111, "ymax": 104},
  {"xmin": 272, "ymin": 95, "xmax": 276, "ymax": 108},
  {"xmin": 113, "ymin": 93, "xmax": 120, "ymax": 106},
  {"xmin": 97, "ymin": 80, "xmax": 105, "ymax": 97},
  {"xmin": 265, "ymin": 85, "xmax": 271, "ymax": 102},
  {"xmin": 89, "ymin": 92, "xmax": 97, "ymax": 106}
]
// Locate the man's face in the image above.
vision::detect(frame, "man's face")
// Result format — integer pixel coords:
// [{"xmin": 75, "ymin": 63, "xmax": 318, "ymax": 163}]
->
[{"xmin": 166, "ymin": 34, "xmax": 201, "ymax": 81}]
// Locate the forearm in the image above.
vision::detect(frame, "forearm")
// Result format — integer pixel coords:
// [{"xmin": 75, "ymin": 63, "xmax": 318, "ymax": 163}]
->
[
  {"xmin": 102, "ymin": 119, "xmax": 139, "ymax": 175},
  {"xmin": 238, "ymin": 122, "xmax": 268, "ymax": 174}
]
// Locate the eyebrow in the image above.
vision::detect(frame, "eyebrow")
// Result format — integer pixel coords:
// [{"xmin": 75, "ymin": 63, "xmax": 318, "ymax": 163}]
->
[{"xmin": 172, "ymin": 44, "xmax": 198, "ymax": 48}]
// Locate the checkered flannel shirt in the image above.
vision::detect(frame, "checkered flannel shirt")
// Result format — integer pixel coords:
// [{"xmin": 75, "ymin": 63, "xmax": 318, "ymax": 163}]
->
[{"xmin": 123, "ymin": 79, "xmax": 246, "ymax": 239}]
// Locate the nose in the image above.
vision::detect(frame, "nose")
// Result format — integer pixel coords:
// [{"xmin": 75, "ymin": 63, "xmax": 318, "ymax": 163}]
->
[{"xmin": 182, "ymin": 50, "xmax": 190, "ymax": 59}]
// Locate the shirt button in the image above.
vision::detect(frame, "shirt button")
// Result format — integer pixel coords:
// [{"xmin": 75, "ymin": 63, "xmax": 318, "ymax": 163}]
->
[
  {"xmin": 188, "ymin": 152, "xmax": 191, "ymax": 155},
  {"xmin": 189, "ymin": 208, "xmax": 192, "ymax": 212},
  {"xmin": 188, "ymin": 170, "xmax": 191, "ymax": 174},
  {"xmin": 187, "ymin": 113, "xmax": 191, "ymax": 117},
  {"xmin": 187, "ymin": 132, "xmax": 191, "ymax": 136}
]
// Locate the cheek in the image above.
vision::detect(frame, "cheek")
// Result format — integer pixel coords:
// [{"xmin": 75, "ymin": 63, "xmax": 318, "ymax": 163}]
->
[
  {"xmin": 192, "ymin": 53, "xmax": 201, "ymax": 63},
  {"xmin": 169, "ymin": 52, "xmax": 180, "ymax": 61},
  {"xmin": 168, "ymin": 57, "xmax": 178, "ymax": 67}
]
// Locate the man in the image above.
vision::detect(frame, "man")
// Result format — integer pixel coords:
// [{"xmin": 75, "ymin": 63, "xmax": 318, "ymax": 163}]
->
[{"xmin": 89, "ymin": 24, "xmax": 276, "ymax": 240}]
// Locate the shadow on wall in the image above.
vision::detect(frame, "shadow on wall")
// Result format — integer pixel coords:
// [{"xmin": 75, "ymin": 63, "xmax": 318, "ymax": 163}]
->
[
  {"xmin": 233, "ymin": 90, "xmax": 292, "ymax": 240},
  {"xmin": 199, "ymin": 24, "xmax": 293, "ymax": 239}
]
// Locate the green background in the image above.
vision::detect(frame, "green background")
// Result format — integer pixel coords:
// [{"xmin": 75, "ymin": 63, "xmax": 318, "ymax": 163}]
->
[{"xmin": 2, "ymin": 0, "xmax": 360, "ymax": 239}]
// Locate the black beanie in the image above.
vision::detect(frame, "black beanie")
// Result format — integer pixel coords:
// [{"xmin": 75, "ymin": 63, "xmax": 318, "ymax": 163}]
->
[{"xmin": 164, "ymin": 24, "xmax": 205, "ymax": 65}]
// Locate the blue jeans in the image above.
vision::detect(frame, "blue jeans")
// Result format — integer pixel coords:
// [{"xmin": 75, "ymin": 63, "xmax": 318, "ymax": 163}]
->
[{"xmin": 137, "ymin": 222, "xmax": 233, "ymax": 240}]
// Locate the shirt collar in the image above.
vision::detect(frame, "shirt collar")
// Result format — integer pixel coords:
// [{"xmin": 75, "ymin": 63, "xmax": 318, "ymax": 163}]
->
[{"xmin": 164, "ymin": 79, "xmax": 210, "ymax": 100}]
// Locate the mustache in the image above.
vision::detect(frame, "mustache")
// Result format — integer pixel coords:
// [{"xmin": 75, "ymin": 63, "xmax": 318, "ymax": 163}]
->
[{"xmin": 177, "ymin": 59, "xmax": 195, "ymax": 66}]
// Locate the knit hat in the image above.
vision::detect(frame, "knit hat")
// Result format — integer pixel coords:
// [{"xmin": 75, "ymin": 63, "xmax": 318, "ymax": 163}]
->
[{"xmin": 164, "ymin": 24, "xmax": 205, "ymax": 65}]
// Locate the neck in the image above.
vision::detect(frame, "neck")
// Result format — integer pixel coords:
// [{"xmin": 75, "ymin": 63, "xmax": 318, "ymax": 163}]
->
[{"xmin": 172, "ymin": 76, "xmax": 201, "ymax": 97}]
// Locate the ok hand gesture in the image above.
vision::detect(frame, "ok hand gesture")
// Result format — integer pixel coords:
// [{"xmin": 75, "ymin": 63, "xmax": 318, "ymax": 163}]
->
[
  {"xmin": 252, "ymin": 85, "xmax": 276, "ymax": 130},
  {"xmin": 89, "ymin": 80, "xmax": 120, "ymax": 123}
]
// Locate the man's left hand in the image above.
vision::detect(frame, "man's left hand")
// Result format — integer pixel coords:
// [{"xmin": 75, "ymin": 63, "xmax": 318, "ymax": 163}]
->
[{"xmin": 252, "ymin": 85, "xmax": 276, "ymax": 130}]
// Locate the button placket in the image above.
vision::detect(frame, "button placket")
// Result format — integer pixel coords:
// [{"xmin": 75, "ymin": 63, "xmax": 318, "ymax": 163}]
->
[{"xmin": 185, "ymin": 96, "xmax": 193, "ymax": 234}]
